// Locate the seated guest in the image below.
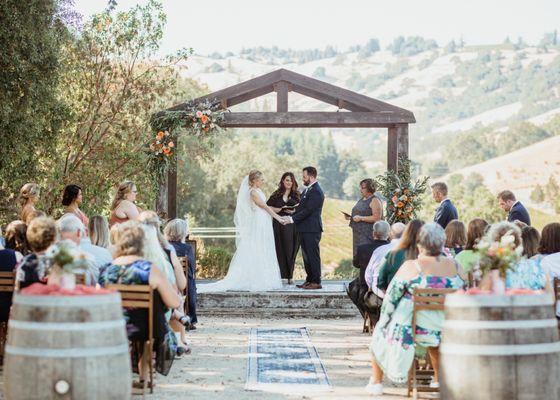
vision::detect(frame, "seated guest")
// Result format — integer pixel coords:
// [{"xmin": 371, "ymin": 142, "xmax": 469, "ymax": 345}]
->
[
  {"xmin": 455, "ymin": 218, "xmax": 489, "ymax": 274},
  {"xmin": 164, "ymin": 218, "xmax": 198, "ymax": 328},
  {"xmin": 481, "ymin": 222, "xmax": 545, "ymax": 291},
  {"xmin": 348, "ymin": 221, "xmax": 390, "ymax": 325},
  {"xmin": 367, "ymin": 223, "xmax": 464, "ymax": 395},
  {"xmin": 521, "ymin": 226, "xmax": 541, "ymax": 260},
  {"xmin": 88, "ymin": 215, "xmax": 111, "ymax": 249},
  {"xmin": 16, "ymin": 217, "xmax": 57, "ymax": 289},
  {"xmin": 58, "ymin": 215, "xmax": 111, "ymax": 284},
  {"xmin": 497, "ymin": 190, "xmax": 531, "ymax": 226},
  {"xmin": 61, "ymin": 184, "xmax": 89, "ymax": 229},
  {"xmin": 109, "ymin": 181, "xmax": 141, "ymax": 227},
  {"xmin": 365, "ymin": 222, "xmax": 406, "ymax": 293},
  {"xmin": 431, "ymin": 182, "xmax": 458, "ymax": 229},
  {"xmin": 19, "ymin": 183, "xmax": 40, "ymax": 224},
  {"xmin": 539, "ymin": 223, "xmax": 560, "ymax": 316},
  {"xmin": 98, "ymin": 221, "xmax": 180, "ymax": 382},
  {"xmin": 4, "ymin": 220, "xmax": 30, "ymax": 256},
  {"xmin": 444, "ymin": 219, "xmax": 466, "ymax": 256},
  {"xmin": 0, "ymin": 238, "xmax": 23, "ymax": 322},
  {"xmin": 377, "ymin": 220, "xmax": 425, "ymax": 291}
]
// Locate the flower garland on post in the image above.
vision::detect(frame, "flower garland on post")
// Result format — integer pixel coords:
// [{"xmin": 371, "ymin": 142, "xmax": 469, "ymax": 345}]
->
[
  {"xmin": 146, "ymin": 99, "xmax": 226, "ymax": 183},
  {"xmin": 375, "ymin": 156, "xmax": 429, "ymax": 224}
]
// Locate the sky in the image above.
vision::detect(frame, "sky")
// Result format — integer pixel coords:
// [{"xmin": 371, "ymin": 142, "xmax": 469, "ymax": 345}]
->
[{"xmin": 75, "ymin": 0, "xmax": 560, "ymax": 55}]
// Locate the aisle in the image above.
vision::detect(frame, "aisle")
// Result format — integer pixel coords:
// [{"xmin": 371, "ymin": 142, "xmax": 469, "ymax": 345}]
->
[{"xmin": 149, "ymin": 317, "xmax": 408, "ymax": 400}]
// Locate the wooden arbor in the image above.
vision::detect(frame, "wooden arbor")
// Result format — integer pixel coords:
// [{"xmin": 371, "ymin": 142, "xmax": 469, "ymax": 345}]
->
[{"xmin": 161, "ymin": 68, "xmax": 415, "ymax": 218}]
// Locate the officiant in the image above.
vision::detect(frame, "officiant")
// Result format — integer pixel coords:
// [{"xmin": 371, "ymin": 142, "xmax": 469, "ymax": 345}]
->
[
  {"xmin": 346, "ymin": 179, "xmax": 383, "ymax": 256},
  {"xmin": 267, "ymin": 172, "xmax": 301, "ymax": 284}
]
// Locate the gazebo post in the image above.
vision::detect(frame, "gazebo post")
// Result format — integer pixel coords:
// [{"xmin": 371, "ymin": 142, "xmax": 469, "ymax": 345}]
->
[
  {"xmin": 387, "ymin": 124, "xmax": 409, "ymax": 173},
  {"xmin": 167, "ymin": 166, "xmax": 177, "ymax": 219}
]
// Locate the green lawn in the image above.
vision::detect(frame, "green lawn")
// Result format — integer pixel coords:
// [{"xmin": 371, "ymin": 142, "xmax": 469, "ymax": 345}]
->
[{"xmin": 528, "ymin": 207, "xmax": 559, "ymax": 230}]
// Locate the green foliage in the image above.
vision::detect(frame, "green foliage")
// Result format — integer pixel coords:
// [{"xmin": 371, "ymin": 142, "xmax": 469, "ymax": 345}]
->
[
  {"xmin": 387, "ymin": 36, "xmax": 438, "ymax": 56},
  {"xmin": 530, "ymin": 184, "xmax": 545, "ymax": 203},
  {"xmin": 197, "ymin": 246, "xmax": 233, "ymax": 279},
  {"xmin": 0, "ymin": 0, "xmax": 70, "ymax": 222},
  {"xmin": 206, "ymin": 62, "xmax": 224, "ymax": 73},
  {"xmin": 330, "ymin": 258, "xmax": 357, "ymax": 279}
]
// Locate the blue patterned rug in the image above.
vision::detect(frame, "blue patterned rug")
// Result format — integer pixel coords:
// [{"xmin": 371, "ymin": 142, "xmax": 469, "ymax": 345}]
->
[{"xmin": 246, "ymin": 327, "xmax": 332, "ymax": 392}]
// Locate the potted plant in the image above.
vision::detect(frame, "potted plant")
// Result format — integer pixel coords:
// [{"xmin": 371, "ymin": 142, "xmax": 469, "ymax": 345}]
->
[{"xmin": 45, "ymin": 241, "xmax": 90, "ymax": 290}]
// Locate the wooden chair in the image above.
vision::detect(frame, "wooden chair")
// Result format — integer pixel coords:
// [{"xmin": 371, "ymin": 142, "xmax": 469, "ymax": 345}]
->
[
  {"xmin": 75, "ymin": 273, "xmax": 86, "ymax": 286},
  {"xmin": 407, "ymin": 287, "xmax": 457, "ymax": 399},
  {"xmin": 107, "ymin": 284, "xmax": 154, "ymax": 396},
  {"xmin": 553, "ymin": 278, "xmax": 560, "ymax": 330},
  {"xmin": 0, "ymin": 271, "xmax": 15, "ymax": 364}
]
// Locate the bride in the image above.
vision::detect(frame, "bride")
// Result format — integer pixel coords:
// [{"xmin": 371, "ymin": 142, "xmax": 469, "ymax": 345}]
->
[{"xmin": 198, "ymin": 170, "xmax": 285, "ymax": 292}]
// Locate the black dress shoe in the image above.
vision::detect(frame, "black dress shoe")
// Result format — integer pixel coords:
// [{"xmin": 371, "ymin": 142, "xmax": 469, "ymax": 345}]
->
[{"xmin": 296, "ymin": 282, "xmax": 310, "ymax": 288}]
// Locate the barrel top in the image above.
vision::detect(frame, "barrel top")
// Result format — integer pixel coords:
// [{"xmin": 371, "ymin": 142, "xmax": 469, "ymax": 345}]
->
[
  {"xmin": 13, "ymin": 291, "xmax": 121, "ymax": 307},
  {"xmin": 445, "ymin": 293, "xmax": 554, "ymax": 308}
]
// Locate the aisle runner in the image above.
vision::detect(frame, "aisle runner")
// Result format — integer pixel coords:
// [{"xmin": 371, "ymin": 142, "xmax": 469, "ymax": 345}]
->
[{"xmin": 246, "ymin": 327, "xmax": 331, "ymax": 392}]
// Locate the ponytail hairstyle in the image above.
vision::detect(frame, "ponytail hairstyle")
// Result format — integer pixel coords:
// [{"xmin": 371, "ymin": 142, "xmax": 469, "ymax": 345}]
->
[
  {"xmin": 19, "ymin": 183, "xmax": 40, "ymax": 207},
  {"xmin": 111, "ymin": 181, "xmax": 135, "ymax": 210}
]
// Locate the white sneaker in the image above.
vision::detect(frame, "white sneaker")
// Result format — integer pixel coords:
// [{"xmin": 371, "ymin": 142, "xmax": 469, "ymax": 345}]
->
[
  {"xmin": 429, "ymin": 379, "xmax": 440, "ymax": 389},
  {"xmin": 365, "ymin": 377, "xmax": 384, "ymax": 395}
]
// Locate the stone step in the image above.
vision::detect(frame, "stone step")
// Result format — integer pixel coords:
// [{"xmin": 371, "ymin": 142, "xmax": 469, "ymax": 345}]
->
[{"xmin": 196, "ymin": 281, "xmax": 361, "ymax": 319}]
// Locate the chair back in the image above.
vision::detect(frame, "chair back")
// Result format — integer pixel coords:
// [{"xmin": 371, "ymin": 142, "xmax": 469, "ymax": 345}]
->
[
  {"xmin": 554, "ymin": 277, "xmax": 560, "ymax": 302},
  {"xmin": 412, "ymin": 287, "xmax": 457, "ymax": 338},
  {"xmin": 107, "ymin": 284, "xmax": 154, "ymax": 343},
  {"xmin": 186, "ymin": 240, "xmax": 197, "ymax": 262},
  {"xmin": 0, "ymin": 271, "xmax": 16, "ymax": 293},
  {"xmin": 75, "ymin": 273, "xmax": 86, "ymax": 286}
]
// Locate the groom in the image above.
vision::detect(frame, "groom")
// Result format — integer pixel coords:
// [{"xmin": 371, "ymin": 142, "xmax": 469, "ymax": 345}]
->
[{"xmin": 285, "ymin": 166, "xmax": 325, "ymax": 290}]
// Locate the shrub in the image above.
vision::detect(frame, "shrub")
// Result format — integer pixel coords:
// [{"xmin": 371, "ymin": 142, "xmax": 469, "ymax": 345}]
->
[{"xmin": 198, "ymin": 246, "xmax": 233, "ymax": 279}]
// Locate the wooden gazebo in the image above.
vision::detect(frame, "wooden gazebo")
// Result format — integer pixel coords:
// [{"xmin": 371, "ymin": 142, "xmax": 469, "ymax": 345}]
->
[{"xmin": 160, "ymin": 68, "xmax": 415, "ymax": 218}]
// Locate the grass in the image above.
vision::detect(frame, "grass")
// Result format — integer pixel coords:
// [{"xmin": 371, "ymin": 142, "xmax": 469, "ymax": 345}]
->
[{"xmin": 528, "ymin": 207, "xmax": 559, "ymax": 230}]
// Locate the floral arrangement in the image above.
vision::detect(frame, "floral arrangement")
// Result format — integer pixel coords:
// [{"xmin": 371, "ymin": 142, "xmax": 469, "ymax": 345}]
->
[
  {"xmin": 147, "ymin": 99, "xmax": 226, "ymax": 181},
  {"xmin": 475, "ymin": 232, "xmax": 523, "ymax": 278},
  {"xmin": 375, "ymin": 157, "xmax": 429, "ymax": 223},
  {"xmin": 45, "ymin": 241, "xmax": 90, "ymax": 275}
]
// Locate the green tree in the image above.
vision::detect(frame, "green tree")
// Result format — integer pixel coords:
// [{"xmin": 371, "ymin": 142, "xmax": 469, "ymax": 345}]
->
[
  {"xmin": 530, "ymin": 184, "xmax": 545, "ymax": 203},
  {"xmin": 0, "ymin": 0, "xmax": 70, "ymax": 222}
]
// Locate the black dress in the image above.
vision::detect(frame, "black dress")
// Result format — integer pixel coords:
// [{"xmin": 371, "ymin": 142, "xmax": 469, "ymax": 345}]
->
[{"xmin": 267, "ymin": 192, "xmax": 300, "ymax": 280}]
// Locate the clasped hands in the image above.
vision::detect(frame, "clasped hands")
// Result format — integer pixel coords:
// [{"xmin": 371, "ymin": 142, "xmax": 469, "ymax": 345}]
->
[{"xmin": 278, "ymin": 216, "xmax": 293, "ymax": 225}]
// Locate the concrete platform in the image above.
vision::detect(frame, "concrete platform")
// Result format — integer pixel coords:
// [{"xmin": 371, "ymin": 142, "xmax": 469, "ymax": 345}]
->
[{"xmin": 196, "ymin": 281, "xmax": 360, "ymax": 318}]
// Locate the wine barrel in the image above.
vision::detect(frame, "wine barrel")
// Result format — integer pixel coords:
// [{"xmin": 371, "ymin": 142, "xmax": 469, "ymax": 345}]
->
[
  {"xmin": 441, "ymin": 293, "xmax": 560, "ymax": 400},
  {"xmin": 4, "ymin": 292, "xmax": 131, "ymax": 400}
]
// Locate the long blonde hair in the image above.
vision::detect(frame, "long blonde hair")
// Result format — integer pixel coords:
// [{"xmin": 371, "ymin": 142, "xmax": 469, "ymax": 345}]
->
[
  {"xmin": 141, "ymin": 224, "xmax": 175, "ymax": 284},
  {"xmin": 111, "ymin": 181, "xmax": 135, "ymax": 210},
  {"xmin": 89, "ymin": 215, "xmax": 110, "ymax": 248},
  {"xmin": 19, "ymin": 183, "xmax": 40, "ymax": 207}
]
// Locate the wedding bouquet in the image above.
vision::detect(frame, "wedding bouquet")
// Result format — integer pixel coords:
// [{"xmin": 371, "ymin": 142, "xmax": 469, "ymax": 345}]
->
[{"xmin": 475, "ymin": 232, "xmax": 523, "ymax": 278}]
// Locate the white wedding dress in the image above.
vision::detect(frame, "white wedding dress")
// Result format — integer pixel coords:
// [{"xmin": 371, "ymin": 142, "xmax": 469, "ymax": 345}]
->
[{"xmin": 198, "ymin": 176, "xmax": 283, "ymax": 292}]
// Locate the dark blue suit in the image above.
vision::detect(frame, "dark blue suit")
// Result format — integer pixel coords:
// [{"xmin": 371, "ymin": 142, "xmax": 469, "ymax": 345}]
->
[
  {"xmin": 508, "ymin": 202, "xmax": 531, "ymax": 226},
  {"xmin": 434, "ymin": 198, "xmax": 458, "ymax": 229},
  {"xmin": 292, "ymin": 182, "xmax": 325, "ymax": 284}
]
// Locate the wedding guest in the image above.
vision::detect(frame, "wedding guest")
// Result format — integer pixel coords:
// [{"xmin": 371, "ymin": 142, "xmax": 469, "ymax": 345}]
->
[
  {"xmin": 266, "ymin": 172, "xmax": 301, "ymax": 284},
  {"xmin": 539, "ymin": 223, "xmax": 560, "ymax": 316},
  {"xmin": 58, "ymin": 214, "xmax": 111, "ymax": 283},
  {"xmin": 480, "ymin": 222, "xmax": 545, "ymax": 291},
  {"xmin": 521, "ymin": 226, "xmax": 541, "ymax": 259},
  {"xmin": 346, "ymin": 179, "xmax": 383, "ymax": 256},
  {"xmin": 61, "ymin": 184, "xmax": 89, "ymax": 228},
  {"xmin": 4, "ymin": 220, "xmax": 30, "ymax": 256},
  {"xmin": 444, "ymin": 219, "xmax": 466, "ymax": 256},
  {"xmin": 98, "ymin": 221, "xmax": 181, "ymax": 384},
  {"xmin": 366, "ymin": 223, "xmax": 463, "ymax": 395},
  {"xmin": 365, "ymin": 222, "xmax": 406, "ymax": 292},
  {"xmin": 109, "ymin": 181, "xmax": 141, "ymax": 226},
  {"xmin": 377, "ymin": 219, "xmax": 425, "ymax": 291},
  {"xmin": 431, "ymin": 182, "xmax": 458, "ymax": 229},
  {"xmin": 17, "ymin": 217, "xmax": 57, "ymax": 289},
  {"xmin": 19, "ymin": 183, "xmax": 40, "ymax": 224},
  {"xmin": 455, "ymin": 218, "xmax": 489, "ymax": 273},
  {"xmin": 0, "ymin": 236, "xmax": 23, "ymax": 322},
  {"xmin": 497, "ymin": 190, "xmax": 531, "ymax": 226},
  {"xmin": 89, "ymin": 215, "xmax": 110, "ymax": 249},
  {"xmin": 347, "ymin": 221, "xmax": 390, "ymax": 322},
  {"xmin": 164, "ymin": 218, "xmax": 198, "ymax": 327}
]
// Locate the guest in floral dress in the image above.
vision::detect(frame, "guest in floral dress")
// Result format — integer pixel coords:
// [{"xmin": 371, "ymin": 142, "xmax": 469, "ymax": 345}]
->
[
  {"xmin": 98, "ymin": 221, "xmax": 181, "ymax": 383},
  {"xmin": 366, "ymin": 223, "xmax": 464, "ymax": 396}
]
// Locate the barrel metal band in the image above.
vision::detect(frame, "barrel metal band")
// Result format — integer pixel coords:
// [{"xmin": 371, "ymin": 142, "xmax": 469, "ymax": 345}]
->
[
  {"xmin": 5, "ymin": 344, "xmax": 129, "ymax": 358},
  {"xmin": 441, "ymin": 341, "xmax": 560, "ymax": 356},
  {"xmin": 445, "ymin": 294, "xmax": 553, "ymax": 308},
  {"xmin": 14, "ymin": 294, "xmax": 120, "ymax": 307},
  {"xmin": 444, "ymin": 318, "xmax": 558, "ymax": 330},
  {"xmin": 9, "ymin": 319, "xmax": 125, "ymax": 331}
]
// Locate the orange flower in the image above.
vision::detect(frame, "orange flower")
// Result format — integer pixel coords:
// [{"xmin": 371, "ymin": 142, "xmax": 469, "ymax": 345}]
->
[
  {"xmin": 156, "ymin": 131, "xmax": 164, "ymax": 140},
  {"xmin": 201, "ymin": 115, "xmax": 209, "ymax": 124},
  {"xmin": 168, "ymin": 141, "xmax": 174, "ymax": 148},
  {"xmin": 203, "ymin": 126, "xmax": 209, "ymax": 132},
  {"xmin": 397, "ymin": 201, "xmax": 404, "ymax": 208},
  {"xmin": 163, "ymin": 147, "xmax": 171, "ymax": 155}
]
